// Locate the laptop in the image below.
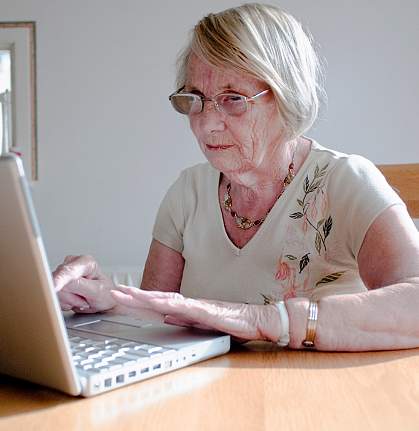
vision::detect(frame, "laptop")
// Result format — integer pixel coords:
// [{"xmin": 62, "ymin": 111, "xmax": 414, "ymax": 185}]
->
[{"xmin": 0, "ymin": 153, "xmax": 230, "ymax": 397}]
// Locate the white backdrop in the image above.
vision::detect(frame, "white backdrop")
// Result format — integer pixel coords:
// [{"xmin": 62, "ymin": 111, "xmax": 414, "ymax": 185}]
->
[{"xmin": 1, "ymin": 0, "xmax": 418, "ymax": 273}]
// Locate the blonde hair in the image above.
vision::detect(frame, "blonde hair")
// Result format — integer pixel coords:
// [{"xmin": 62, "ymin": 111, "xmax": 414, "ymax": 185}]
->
[{"xmin": 176, "ymin": 3, "xmax": 326, "ymax": 140}]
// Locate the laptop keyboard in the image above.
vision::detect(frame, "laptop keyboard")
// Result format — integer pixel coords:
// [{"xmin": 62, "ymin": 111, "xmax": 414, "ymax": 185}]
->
[{"xmin": 69, "ymin": 335, "xmax": 175, "ymax": 373}]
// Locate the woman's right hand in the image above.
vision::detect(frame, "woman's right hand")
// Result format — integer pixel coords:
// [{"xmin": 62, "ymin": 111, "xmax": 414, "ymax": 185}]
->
[{"xmin": 52, "ymin": 255, "xmax": 117, "ymax": 313}]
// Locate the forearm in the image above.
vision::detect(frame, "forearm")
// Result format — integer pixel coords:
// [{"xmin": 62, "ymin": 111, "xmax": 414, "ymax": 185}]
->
[
  {"xmin": 110, "ymin": 277, "xmax": 419, "ymax": 352},
  {"xmin": 284, "ymin": 278, "xmax": 419, "ymax": 351}
]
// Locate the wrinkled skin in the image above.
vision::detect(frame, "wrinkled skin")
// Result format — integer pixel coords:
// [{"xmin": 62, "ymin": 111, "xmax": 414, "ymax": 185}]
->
[
  {"xmin": 53, "ymin": 255, "xmax": 281, "ymax": 342},
  {"xmin": 53, "ymin": 255, "xmax": 117, "ymax": 313},
  {"xmin": 111, "ymin": 285, "xmax": 279, "ymax": 341}
]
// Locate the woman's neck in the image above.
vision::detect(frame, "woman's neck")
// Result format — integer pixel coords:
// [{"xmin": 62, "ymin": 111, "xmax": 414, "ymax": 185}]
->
[{"xmin": 222, "ymin": 137, "xmax": 310, "ymax": 206}]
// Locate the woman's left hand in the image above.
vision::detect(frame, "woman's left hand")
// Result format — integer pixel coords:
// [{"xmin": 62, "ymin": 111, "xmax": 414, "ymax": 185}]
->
[{"xmin": 111, "ymin": 286, "xmax": 280, "ymax": 342}]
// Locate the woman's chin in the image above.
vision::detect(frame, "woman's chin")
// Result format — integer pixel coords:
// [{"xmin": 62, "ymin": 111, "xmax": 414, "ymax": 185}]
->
[
  {"xmin": 208, "ymin": 160, "xmax": 247, "ymax": 176},
  {"xmin": 199, "ymin": 145, "xmax": 242, "ymax": 173},
  {"xmin": 204, "ymin": 153, "xmax": 233, "ymax": 171}
]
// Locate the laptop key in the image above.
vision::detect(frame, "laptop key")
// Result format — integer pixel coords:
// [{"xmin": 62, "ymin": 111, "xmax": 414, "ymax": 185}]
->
[
  {"xmin": 103, "ymin": 354, "xmax": 125, "ymax": 362},
  {"xmin": 117, "ymin": 359, "xmax": 137, "ymax": 366},
  {"xmin": 89, "ymin": 340, "xmax": 113, "ymax": 346},
  {"xmin": 139, "ymin": 346, "xmax": 163, "ymax": 354},
  {"xmin": 118, "ymin": 353, "xmax": 148, "ymax": 362},
  {"xmin": 125, "ymin": 350, "xmax": 150, "ymax": 358},
  {"xmin": 78, "ymin": 352, "xmax": 94, "ymax": 359},
  {"xmin": 100, "ymin": 353, "xmax": 115, "ymax": 361},
  {"xmin": 111, "ymin": 351, "xmax": 127, "ymax": 358},
  {"xmin": 133, "ymin": 344, "xmax": 155, "ymax": 351},
  {"xmin": 120, "ymin": 342, "xmax": 139, "ymax": 348},
  {"xmin": 85, "ymin": 347, "xmax": 102, "ymax": 354},
  {"xmin": 93, "ymin": 362, "xmax": 109, "ymax": 369},
  {"xmin": 87, "ymin": 353, "xmax": 103, "ymax": 360},
  {"xmin": 105, "ymin": 343, "xmax": 121, "ymax": 350}
]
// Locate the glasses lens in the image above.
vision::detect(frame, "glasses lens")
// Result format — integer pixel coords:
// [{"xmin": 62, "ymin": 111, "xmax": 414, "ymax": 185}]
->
[
  {"xmin": 216, "ymin": 94, "xmax": 247, "ymax": 116},
  {"xmin": 170, "ymin": 94, "xmax": 201, "ymax": 115}
]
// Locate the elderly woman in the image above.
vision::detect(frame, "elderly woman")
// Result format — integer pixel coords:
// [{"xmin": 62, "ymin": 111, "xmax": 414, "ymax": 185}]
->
[{"xmin": 54, "ymin": 3, "xmax": 419, "ymax": 351}]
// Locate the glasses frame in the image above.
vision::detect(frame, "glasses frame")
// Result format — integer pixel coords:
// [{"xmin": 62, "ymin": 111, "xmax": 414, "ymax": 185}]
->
[{"xmin": 168, "ymin": 86, "xmax": 270, "ymax": 116}]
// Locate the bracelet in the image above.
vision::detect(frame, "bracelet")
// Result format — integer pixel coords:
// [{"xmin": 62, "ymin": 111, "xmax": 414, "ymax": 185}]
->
[
  {"xmin": 274, "ymin": 301, "xmax": 290, "ymax": 347},
  {"xmin": 302, "ymin": 301, "xmax": 318, "ymax": 348}
]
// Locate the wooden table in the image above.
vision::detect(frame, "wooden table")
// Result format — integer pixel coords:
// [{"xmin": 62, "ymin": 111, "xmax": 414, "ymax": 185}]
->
[{"xmin": 1, "ymin": 343, "xmax": 419, "ymax": 431}]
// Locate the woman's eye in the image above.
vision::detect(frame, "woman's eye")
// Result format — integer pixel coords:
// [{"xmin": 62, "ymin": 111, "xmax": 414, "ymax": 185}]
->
[{"xmin": 222, "ymin": 95, "xmax": 243, "ymax": 103}]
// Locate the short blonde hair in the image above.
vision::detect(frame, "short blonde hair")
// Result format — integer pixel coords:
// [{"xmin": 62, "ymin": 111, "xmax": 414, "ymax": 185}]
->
[{"xmin": 176, "ymin": 3, "xmax": 326, "ymax": 140}]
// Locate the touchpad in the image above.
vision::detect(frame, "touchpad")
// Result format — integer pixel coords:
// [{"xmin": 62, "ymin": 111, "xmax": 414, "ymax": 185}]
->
[
  {"xmin": 70, "ymin": 319, "xmax": 220, "ymax": 349},
  {"xmin": 72, "ymin": 320, "xmax": 169, "ymax": 340}
]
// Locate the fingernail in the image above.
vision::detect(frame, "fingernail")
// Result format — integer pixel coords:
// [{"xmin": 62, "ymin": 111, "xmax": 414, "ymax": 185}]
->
[{"xmin": 79, "ymin": 306, "xmax": 89, "ymax": 311}]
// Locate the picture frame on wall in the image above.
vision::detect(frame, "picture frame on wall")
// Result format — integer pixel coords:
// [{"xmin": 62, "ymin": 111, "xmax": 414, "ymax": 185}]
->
[{"xmin": 0, "ymin": 22, "xmax": 38, "ymax": 181}]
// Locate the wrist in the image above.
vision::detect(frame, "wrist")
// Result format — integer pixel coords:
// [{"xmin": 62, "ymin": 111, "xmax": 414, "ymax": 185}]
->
[
  {"xmin": 285, "ymin": 297, "xmax": 311, "ymax": 349},
  {"xmin": 258, "ymin": 304, "xmax": 283, "ymax": 342}
]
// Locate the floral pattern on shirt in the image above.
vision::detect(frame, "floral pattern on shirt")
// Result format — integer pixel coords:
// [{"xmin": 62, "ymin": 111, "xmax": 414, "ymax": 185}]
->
[
  {"xmin": 262, "ymin": 163, "xmax": 346, "ymax": 303},
  {"xmin": 289, "ymin": 163, "xmax": 331, "ymax": 255}
]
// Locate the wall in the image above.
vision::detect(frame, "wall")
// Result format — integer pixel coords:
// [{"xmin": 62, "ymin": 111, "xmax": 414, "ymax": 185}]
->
[{"xmin": 1, "ymin": 0, "xmax": 418, "ymax": 272}]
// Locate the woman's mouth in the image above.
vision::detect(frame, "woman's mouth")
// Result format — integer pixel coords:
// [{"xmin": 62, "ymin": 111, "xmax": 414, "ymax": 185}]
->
[{"xmin": 205, "ymin": 144, "xmax": 234, "ymax": 151}]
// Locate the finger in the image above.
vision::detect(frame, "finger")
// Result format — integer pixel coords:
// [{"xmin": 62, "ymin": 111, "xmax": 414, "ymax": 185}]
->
[
  {"xmin": 63, "ymin": 255, "xmax": 80, "ymax": 264},
  {"xmin": 110, "ymin": 289, "xmax": 165, "ymax": 312},
  {"xmin": 57, "ymin": 255, "xmax": 82, "ymax": 281},
  {"xmin": 57, "ymin": 291, "xmax": 90, "ymax": 309},
  {"xmin": 114, "ymin": 285, "xmax": 164, "ymax": 308},
  {"xmin": 63, "ymin": 255, "xmax": 105, "ymax": 280},
  {"xmin": 63, "ymin": 255, "xmax": 98, "ymax": 279},
  {"xmin": 72, "ymin": 306, "xmax": 95, "ymax": 313},
  {"xmin": 63, "ymin": 255, "xmax": 102, "ymax": 280},
  {"xmin": 64, "ymin": 277, "xmax": 102, "ymax": 299},
  {"xmin": 53, "ymin": 255, "xmax": 101, "ymax": 291},
  {"xmin": 110, "ymin": 289, "xmax": 150, "ymax": 309},
  {"xmin": 164, "ymin": 315, "xmax": 215, "ymax": 331}
]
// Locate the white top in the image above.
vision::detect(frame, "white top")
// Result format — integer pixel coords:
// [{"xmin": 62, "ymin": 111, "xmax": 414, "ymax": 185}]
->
[{"xmin": 152, "ymin": 140, "xmax": 404, "ymax": 305}]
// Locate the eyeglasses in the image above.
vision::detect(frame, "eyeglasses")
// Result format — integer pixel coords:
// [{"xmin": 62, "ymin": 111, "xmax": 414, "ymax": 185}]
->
[{"xmin": 168, "ymin": 87, "xmax": 270, "ymax": 116}]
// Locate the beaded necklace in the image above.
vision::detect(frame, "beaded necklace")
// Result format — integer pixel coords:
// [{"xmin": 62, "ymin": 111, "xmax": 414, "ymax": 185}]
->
[{"xmin": 222, "ymin": 156, "xmax": 295, "ymax": 230}]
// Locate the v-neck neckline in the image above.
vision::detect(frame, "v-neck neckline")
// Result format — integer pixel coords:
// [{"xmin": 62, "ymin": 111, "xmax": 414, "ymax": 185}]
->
[{"xmin": 212, "ymin": 139, "xmax": 317, "ymax": 256}]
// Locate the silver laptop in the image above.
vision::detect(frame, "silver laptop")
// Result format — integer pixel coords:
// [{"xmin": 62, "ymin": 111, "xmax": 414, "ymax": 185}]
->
[{"xmin": 0, "ymin": 154, "xmax": 230, "ymax": 397}]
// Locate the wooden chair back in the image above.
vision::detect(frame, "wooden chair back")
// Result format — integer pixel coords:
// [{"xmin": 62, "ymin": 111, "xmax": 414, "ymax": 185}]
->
[{"xmin": 377, "ymin": 163, "xmax": 419, "ymax": 218}]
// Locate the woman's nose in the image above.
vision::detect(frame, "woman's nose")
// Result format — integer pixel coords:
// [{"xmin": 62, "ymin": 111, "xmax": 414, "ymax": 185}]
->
[{"xmin": 199, "ymin": 101, "xmax": 226, "ymax": 133}]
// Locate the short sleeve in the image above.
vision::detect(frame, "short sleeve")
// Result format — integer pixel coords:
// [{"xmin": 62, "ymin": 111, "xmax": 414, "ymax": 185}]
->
[
  {"xmin": 327, "ymin": 155, "xmax": 405, "ymax": 259},
  {"xmin": 152, "ymin": 170, "xmax": 187, "ymax": 253}
]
